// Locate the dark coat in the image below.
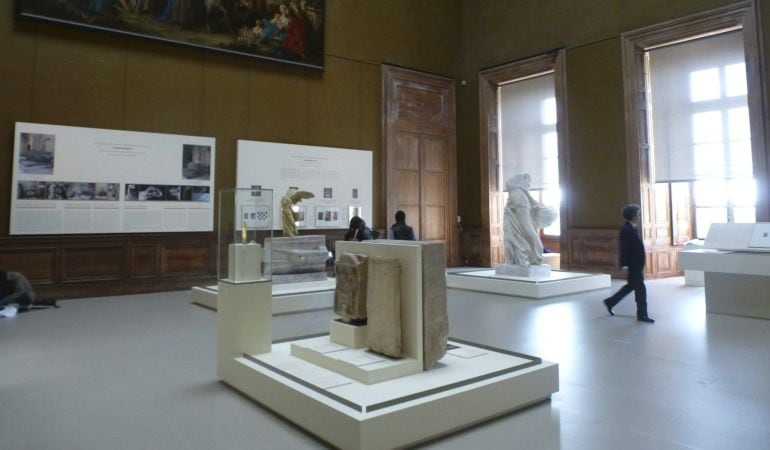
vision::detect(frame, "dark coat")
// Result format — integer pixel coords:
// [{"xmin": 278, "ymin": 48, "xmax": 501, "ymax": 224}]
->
[{"xmin": 619, "ymin": 221, "xmax": 646, "ymax": 271}]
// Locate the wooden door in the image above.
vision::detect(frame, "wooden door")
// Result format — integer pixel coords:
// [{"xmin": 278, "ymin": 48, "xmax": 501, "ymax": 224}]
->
[{"xmin": 382, "ymin": 65, "xmax": 458, "ymax": 266}]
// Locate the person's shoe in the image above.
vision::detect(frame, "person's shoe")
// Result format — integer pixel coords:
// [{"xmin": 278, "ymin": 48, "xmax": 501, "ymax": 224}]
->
[
  {"xmin": 638, "ymin": 316, "xmax": 655, "ymax": 323},
  {"xmin": 603, "ymin": 299, "xmax": 615, "ymax": 316}
]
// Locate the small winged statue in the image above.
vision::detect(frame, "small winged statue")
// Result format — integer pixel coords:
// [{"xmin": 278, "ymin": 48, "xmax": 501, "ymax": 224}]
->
[{"xmin": 281, "ymin": 188, "xmax": 315, "ymax": 237}]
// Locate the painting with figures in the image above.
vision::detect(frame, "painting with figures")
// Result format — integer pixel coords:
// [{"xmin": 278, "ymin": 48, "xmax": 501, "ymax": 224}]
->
[{"xmin": 17, "ymin": 0, "xmax": 325, "ymax": 69}]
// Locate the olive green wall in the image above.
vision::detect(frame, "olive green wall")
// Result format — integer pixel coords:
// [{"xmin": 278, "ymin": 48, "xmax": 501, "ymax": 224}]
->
[
  {"xmin": 456, "ymin": 0, "xmax": 768, "ymax": 228},
  {"xmin": 0, "ymin": 0, "xmax": 461, "ymax": 236}
]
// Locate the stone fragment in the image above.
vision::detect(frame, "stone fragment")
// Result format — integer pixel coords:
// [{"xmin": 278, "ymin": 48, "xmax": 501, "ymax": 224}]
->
[
  {"xmin": 264, "ymin": 235, "xmax": 328, "ymax": 284},
  {"xmin": 366, "ymin": 256, "xmax": 402, "ymax": 358},
  {"xmin": 420, "ymin": 241, "xmax": 448, "ymax": 369},
  {"xmin": 334, "ymin": 253, "xmax": 368, "ymax": 323}
]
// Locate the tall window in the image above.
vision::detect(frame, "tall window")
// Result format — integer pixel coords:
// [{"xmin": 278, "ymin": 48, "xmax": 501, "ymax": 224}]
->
[
  {"xmin": 647, "ymin": 29, "xmax": 754, "ymax": 239},
  {"xmin": 499, "ymin": 73, "xmax": 560, "ymax": 235}
]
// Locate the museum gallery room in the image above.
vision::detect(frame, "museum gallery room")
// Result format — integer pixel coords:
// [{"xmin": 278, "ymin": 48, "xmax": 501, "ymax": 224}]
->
[{"xmin": 2, "ymin": 0, "xmax": 770, "ymax": 449}]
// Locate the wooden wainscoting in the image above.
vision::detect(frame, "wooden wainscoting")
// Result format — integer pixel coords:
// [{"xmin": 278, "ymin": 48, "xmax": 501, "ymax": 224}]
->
[
  {"xmin": 0, "ymin": 233, "xmax": 217, "ymax": 299},
  {"xmin": 0, "ymin": 229, "xmax": 357, "ymax": 300},
  {"xmin": 568, "ymin": 228, "xmax": 623, "ymax": 278},
  {"xmin": 568, "ymin": 227, "xmax": 682, "ymax": 279}
]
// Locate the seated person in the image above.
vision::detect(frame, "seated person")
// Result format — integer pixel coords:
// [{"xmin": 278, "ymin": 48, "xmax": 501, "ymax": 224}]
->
[
  {"xmin": 388, "ymin": 210, "xmax": 416, "ymax": 240},
  {"xmin": 0, "ymin": 270, "xmax": 35, "ymax": 311},
  {"xmin": 344, "ymin": 216, "xmax": 377, "ymax": 241}
]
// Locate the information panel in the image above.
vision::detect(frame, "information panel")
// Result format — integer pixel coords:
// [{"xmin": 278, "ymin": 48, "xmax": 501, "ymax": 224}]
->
[
  {"xmin": 236, "ymin": 140, "xmax": 372, "ymax": 230},
  {"xmin": 10, "ymin": 122, "xmax": 216, "ymax": 235}
]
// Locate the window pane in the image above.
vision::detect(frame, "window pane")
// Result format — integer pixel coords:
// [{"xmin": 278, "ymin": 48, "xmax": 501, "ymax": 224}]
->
[
  {"xmin": 541, "ymin": 188, "xmax": 561, "ymax": 236},
  {"xmin": 542, "ymin": 132, "xmax": 559, "ymax": 188},
  {"xmin": 725, "ymin": 63, "xmax": 747, "ymax": 97},
  {"xmin": 728, "ymin": 139, "xmax": 753, "ymax": 178},
  {"xmin": 693, "ymin": 143, "xmax": 724, "ymax": 178},
  {"xmin": 733, "ymin": 207, "xmax": 756, "ymax": 223},
  {"xmin": 541, "ymin": 97, "xmax": 557, "ymax": 125},
  {"xmin": 728, "ymin": 178, "xmax": 756, "ymax": 206},
  {"xmin": 695, "ymin": 207, "xmax": 728, "ymax": 239},
  {"xmin": 692, "ymin": 111, "xmax": 723, "ymax": 143},
  {"xmin": 694, "ymin": 180, "xmax": 727, "ymax": 206},
  {"xmin": 728, "ymin": 107, "xmax": 751, "ymax": 140},
  {"xmin": 690, "ymin": 68, "xmax": 721, "ymax": 102}
]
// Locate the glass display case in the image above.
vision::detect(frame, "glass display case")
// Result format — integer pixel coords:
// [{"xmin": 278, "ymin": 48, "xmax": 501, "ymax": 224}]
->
[{"xmin": 218, "ymin": 188, "xmax": 273, "ymax": 283}]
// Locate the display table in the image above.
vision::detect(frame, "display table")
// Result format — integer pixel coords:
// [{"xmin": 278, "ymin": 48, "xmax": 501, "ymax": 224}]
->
[{"xmin": 679, "ymin": 223, "xmax": 770, "ymax": 320}]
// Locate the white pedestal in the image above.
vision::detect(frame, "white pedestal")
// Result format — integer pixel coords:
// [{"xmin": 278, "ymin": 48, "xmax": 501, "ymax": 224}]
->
[
  {"xmin": 192, "ymin": 278, "xmax": 335, "ymax": 314},
  {"xmin": 290, "ymin": 335, "xmax": 422, "ymax": 385},
  {"xmin": 329, "ymin": 319, "xmax": 368, "ymax": 349},
  {"xmin": 542, "ymin": 253, "xmax": 560, "ymax": 269},
  {"xmin": 217, "ymin": 280, "xmax": 272, "ymax": 379},
  {"xmin": 228, "ymin": 243, "xmax": 262, "ymax": 282},
  {"xmin": 222, "ymin": 337, "xmax": 558, "ymax": 449},
  {"xmin": 680, "ymin": 249, "xmax": 770, "ymax": 319},
  {"xmin": 446, "ymin": 269, "xmax": 610, "ymax": 298}
]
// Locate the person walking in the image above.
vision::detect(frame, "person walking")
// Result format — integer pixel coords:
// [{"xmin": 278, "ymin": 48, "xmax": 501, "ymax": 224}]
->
[{"xmin": 602, "ymin": 204, "xmax": 655, "ymax": 323}]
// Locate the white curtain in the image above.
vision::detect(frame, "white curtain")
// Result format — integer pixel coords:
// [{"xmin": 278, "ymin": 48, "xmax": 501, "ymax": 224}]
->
[
  {"xmin": 500, "ymin": 73, "xmax": 557, "ymax": 191},
  {"xmin": 648, "ymin": 30, "xmax": 752, "ymax": 182}
]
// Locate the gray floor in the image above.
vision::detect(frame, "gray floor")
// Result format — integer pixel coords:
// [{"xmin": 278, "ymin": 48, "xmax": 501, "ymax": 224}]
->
[{"xmin": 1, "ymin": 277, "xmax": 769, "ymax": 450}]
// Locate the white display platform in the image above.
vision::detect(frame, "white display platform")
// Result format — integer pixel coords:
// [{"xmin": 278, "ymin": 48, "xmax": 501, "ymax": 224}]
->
[
  {"xmin": 224, "ymin": 335, "xmax": 558, "ymax": 450},
  {"xmin": 291, "ymin": 335, "xmax": 422, "ymax": 384},
  {"xmin": 446, "ymin": 269, "xmax": 610, "ymax": 298},
  {"xmin": 680, "ymin": 223, "xmax": 770, "ymax": 320},
  {"xmin": 680, "ymin": 249, "xmax": 770, "ymax": 320},
  {"xmin": 191, "ymin": 278, "xmax": 335, "ymax": 314}
]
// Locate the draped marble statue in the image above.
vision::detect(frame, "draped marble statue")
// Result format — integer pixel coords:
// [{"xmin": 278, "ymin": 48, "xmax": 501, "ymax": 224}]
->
[{"xmin": 497, "ymin": 173, "xmax": 557, "ymax": 277}]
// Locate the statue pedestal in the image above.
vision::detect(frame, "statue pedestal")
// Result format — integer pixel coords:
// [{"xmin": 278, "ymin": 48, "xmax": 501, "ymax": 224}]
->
[{"xmin": 494, "ymin": 263, "xmax": 551, "ymax": 278}]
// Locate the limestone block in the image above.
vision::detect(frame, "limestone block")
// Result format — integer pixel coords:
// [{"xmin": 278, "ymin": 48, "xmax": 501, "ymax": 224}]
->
[
  {"xmin": 366, "ymin": 256, "xmax": 402, "ymax": 358},
  {"xmin": 421, "ymin": 241, "xmax": 448, "ymax": 369},
  {"xmin": 334, "ymin": 253, "xmax": 368, "ymax": 323},
  {"xmin": 264, "ymin": 235, "xmax": 328, "ymax": 284}
]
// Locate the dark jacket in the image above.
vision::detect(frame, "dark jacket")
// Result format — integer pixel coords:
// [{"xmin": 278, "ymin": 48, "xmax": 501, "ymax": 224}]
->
[
  {"xmin": 344, "ymin": 226, "xmax": 376, "ymax": 241},
  {"xmin": 619, "ymin": 221, "xmax": 645, "ymax": 271},
  {"xmin": 390, "ymin": 222, "xmax": 416, "ymax": 240}
]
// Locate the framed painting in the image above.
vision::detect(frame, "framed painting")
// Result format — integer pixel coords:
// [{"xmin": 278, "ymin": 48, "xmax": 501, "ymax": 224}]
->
[{"xmin": 16, "ymin": 0, "xmax": 325, "ymax": 70}]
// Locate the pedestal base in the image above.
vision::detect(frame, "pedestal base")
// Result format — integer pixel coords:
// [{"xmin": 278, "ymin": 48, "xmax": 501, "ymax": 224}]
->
[
  {"xmin": 494, "ymin": 263, "xmax": 551, "ymax": 277},
  {"xmin": 446, "ymin": 269, "xmax": 610, "ymax": 298},
  {"xmin": 329, "ymin": 319, "xmax": 368, "ymax": 348},
  {"xmin": 221, "ymin": 336, "xmax": 558, "ymax": 449}
]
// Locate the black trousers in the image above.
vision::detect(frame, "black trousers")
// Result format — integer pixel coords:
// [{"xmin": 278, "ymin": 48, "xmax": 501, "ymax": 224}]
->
[{"xmin": 605, "ymin": 268, "xmax": 647, "ymax": 318}]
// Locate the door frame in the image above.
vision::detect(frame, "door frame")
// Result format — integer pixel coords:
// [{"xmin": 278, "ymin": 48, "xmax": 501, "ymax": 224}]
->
[
  {"xmin": 382, "ymin": 65, "xmax": 459, "ymax": 266},
  {"xmin": 478, "ymin": 50, "xmax": 569, "ymax": 268}
]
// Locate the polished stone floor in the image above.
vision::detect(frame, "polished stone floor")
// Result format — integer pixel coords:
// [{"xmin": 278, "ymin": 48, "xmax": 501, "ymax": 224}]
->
[{"xmin": 1, "ymin": 277, "xmax": 768, "ymax": 450}]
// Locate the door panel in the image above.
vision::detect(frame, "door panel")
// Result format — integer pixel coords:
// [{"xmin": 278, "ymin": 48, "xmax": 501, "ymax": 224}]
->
[
  {"xmin": 396, "ymin": 170, "xmax": 420, "ymax": 205},
  {"xmin": 422, "ymin": 172, "xmax": 446, "ymax": 206},
  {"xmin": 395, "ymin": 133, "xmax": 420, "ymax": 170},
  {"xmin": 422, "ymin": 206, "xmax": 446, "ymax": 240},
  {"xmin": 383, "ymin": 65, "xmax": 457, "ymax": 265},
  {"xmin": 422, "ymin": 136, "xmax": 447, "ymax": 172}
]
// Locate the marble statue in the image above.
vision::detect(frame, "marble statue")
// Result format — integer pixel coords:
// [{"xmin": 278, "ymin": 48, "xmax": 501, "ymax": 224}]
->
[
  {"xmin": 280, "ymin": 188, "xmax": 314, "ymax": 237},
  {"xmin": 498, "ymin": 174, "xmax": 557, "ymax": 276}
]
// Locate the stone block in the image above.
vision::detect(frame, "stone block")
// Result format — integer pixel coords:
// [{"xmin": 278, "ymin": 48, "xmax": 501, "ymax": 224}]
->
[
  {"xmin": 366, "ymin": 256, "xmax": 402, "ymax": 358},
  {"xmin": 421, "ymin": 241, "xmax": 448, "ymax": 369},
  {"xmin": 334, "ymin": 252, "xmax": 368, "ymax": 323},
  {"xmin": 264, "ymin": 235, "xmax": 328, "ymax": 284}
]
